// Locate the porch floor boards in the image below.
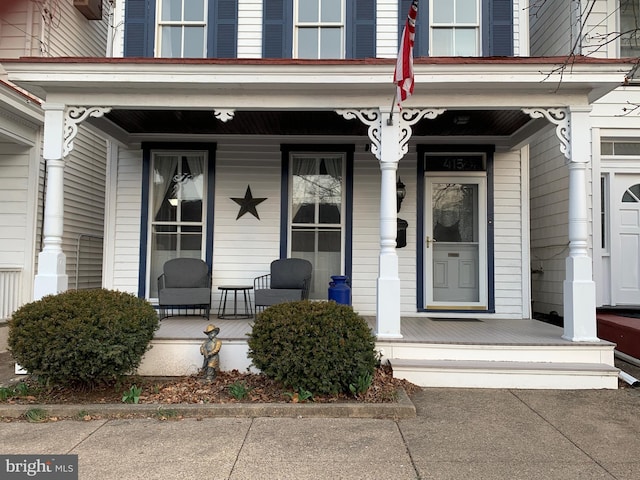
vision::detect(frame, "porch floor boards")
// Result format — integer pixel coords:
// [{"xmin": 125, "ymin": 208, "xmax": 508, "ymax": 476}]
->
[{"xmin": 155, "ymin": 316, "xmax": 598, "ymax": 346}]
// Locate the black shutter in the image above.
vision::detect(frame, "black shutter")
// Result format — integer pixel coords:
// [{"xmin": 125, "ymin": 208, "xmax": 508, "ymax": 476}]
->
[
  {"xmin": 398, "ymin": 0, "xmax": 427, "ymax": 57},
  {"xmin": 347, "ymin": 0, "xmax": 376, "ymax": 59},
  {"xmin": 212, "ymin": 0, "xmax": 238, "ymax": 58},
  {"xmin": 124, "ymin": 0, "xmax": 154, "ymax": 57},
  {"xmin": 484, "ymin": 0, "xmax": 513, "ymax": 56},
  {"xmin": 263, "ymin": 0, "xmax": 293, "ymax": 58}
]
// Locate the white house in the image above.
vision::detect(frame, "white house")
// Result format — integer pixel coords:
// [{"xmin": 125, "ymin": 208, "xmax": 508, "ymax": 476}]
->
[
  {"xmin": 529, "ymin": 0, "xmax": 640, "ymax": 317},
  {"xmin": 1, "ymin": 0, "xmax": 634, "ymax": 388}
]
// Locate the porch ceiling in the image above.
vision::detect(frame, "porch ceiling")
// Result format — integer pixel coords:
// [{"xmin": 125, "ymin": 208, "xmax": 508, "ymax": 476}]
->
[{"xmin": 102, "ymin": 108, "xmax": 532, "ymax": 137}]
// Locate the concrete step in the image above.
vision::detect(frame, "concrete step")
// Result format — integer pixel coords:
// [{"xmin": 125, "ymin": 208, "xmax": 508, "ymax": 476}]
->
[
  {"xmin": 378, "ymin": 341, "xmax": 615, "ymax": 365},
  {"xmin": 390, "ymin": 359, "xmax": 619, "ymax": 390}
]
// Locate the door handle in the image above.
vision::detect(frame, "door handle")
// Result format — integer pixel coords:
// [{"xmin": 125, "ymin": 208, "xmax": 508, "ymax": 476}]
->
[{"xmin": 426, "ymin": 236, "xmax": 437, "ymax": 248}]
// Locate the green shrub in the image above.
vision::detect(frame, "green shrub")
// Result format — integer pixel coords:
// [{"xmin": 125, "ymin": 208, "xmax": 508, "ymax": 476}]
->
[
  {"xmin": 247, "ymin": 300, "xmax": 377, "ymax": 395},
  {"xmin": 8, "ymin": 289, "xmax": 159, "ymax": 387}
]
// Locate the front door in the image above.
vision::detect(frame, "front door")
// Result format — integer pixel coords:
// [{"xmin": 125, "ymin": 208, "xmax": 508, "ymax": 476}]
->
[
  {"xmin": 614, "ymin": 176, "xmax": 640, "ymax": 304},
  {"xmin": 425, "ymin": 175, "xmax": 487, "ymax": 309}
]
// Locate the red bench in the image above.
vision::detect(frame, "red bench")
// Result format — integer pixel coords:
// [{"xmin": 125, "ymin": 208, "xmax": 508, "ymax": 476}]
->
[{"xmin": 597, "ymin": 314, "xmax": 640, "ymax": 360}]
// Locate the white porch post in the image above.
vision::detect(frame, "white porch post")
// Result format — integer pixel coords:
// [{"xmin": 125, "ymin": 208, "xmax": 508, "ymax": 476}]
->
[
  {"xmin": 377, "ymin": 108, "xmax": 403, "ymax": 339},
  {"xmin": 563, "ymin": 106, "xmax": 598, "ymax": 341},
  {"xmin": 34, "ymin": 103, "xmax": 68, "ymax": 300}
]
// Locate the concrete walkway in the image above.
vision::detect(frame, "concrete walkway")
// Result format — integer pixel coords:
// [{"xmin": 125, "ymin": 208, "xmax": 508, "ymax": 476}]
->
[{"xmin": 2, "ymin": 387, "xmax": 640, "ymax": 479}]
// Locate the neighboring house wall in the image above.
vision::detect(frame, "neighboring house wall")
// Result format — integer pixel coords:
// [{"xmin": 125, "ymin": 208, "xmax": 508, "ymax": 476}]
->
[
  {"xmin": 0, "ymin": 0, "xmax": 110, "ymax": 303},
  {"xmin": 528, "ymin": 0, "xmax": 618, "ymax": 315}
]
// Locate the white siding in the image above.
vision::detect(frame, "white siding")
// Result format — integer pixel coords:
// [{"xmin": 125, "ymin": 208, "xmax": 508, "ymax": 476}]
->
[
  {"xmin": 352, "ymin": 142, "xmax": 388, "ymax": 316},
  {"xmin": 377, "ymin": 0, "xmax": 399, "ymax": 58},
  {"xmin": 530, "ymin": 0, "xmax": 575, "ymax": 56},
  {"xmin": 529, "ymin": 128, "xmax": 569, "ymax": 316},
  {"xmin": 493, "ymin": 150, "xmax": 525, "ymax": 316},
  {"xmin": 0, "ymin": 131, "xmax": 39, "ymax": 312},
  {"xmin": 62, "ymin": 128, "xmax": 107, "ymax": 290},
  {"xmin": 110, "ymin": 146, "xmax": 143, "ymax": 294},
  {"xmin": 212, "ymin": 138, "xmax": 283, "ymax": 305},
  {"xmin": 238, "ymin": 0, "xmax": 263, "ymax": 58},
  {"xmin": 0, "ymin": 0, "xmax": 109, "ymax": 58}
]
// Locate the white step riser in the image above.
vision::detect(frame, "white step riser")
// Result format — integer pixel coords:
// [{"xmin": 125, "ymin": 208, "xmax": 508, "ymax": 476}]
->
[
  {"xmin": 377, "ymin": 343, "xmax": 615, "ymax": 365},
  {"xmin": 393, "ymin": 368, "xmax": 619, "ymax": 390},
  {"xmin": 138, "ymin": 340, "xmax": 253, "ymax": 376}
]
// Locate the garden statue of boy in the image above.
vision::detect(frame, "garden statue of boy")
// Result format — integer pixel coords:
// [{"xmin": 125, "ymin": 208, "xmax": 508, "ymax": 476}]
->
[{"xmin": 200, "ymin": 324, "xmax": 222, "ymax": 381}]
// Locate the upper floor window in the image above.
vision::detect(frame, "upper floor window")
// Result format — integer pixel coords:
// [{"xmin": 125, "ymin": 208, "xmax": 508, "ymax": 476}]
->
[
  {"xmin": 620, "ymin": 0, "xmax": 640, "ymax": 57},
  {"xmin": 294, "ymin": 0, "xmax": 345, "ymax": 59},
  {"xmin": 124, "ymin": 0, "xmax": 237, "ymax": 58},
  {"xmin": 431, "ymin": 0, "xmax": 480, "ymax": 56},
  {"xmin": 157, "ymin": 0, "xmax": 207, "ymax": 58},
  {"xmin": 263, "ymin": 0, "xmax": 375, "ymax": 59},
  {"xmin": 400, "ymin": 0, "xmax": 513, "ymax": 57}
]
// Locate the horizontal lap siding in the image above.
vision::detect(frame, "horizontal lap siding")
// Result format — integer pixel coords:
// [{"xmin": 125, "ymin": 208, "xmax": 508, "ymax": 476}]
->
[
  {"xmin": 529, "ymin": 0, "xmax": 573, "ymax": 56},
  {"xmin": 213, "ymin": 139, "xmax": 282, "ymax": 308},
  {"xmin": 0, "ymin": 142, "xmax": 30, "ymax": 265},
  {"xmin": 493, "ymin": 150, "xmax": 524, "ymax": 315},
  {"xmin": 238, "ymin": 0, "xmax": 262, "ymax": 58},
  {"xmin": 111, "ymin": 147, "xmax": 143, "ymax": 294},
  {"xmin": 377, "ymin": 0, "xmax": 399, "ymax": 58},
  {"xmin": 62, "ymin": 128, "xmax": 107, "ymax": 290},
  {"xmin": 529, "ymin": 128, "xmax": 569, "ymax": 316},
  {"xmin": 353, "ymin": 143, "xmax": 384, "ymax": 316}
]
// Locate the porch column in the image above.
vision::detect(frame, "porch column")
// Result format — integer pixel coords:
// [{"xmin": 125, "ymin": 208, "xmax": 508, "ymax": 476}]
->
[
  {"xmin": 563, "ymin": 106, "xmax": 598, "ymax": 341},
  {"xmin": 34, "ymin": 103, "xmax": 68, "ymax": 300},
  {"xmin": 377, "ymin": 108, "xmax": 403, "ymax": 339}
]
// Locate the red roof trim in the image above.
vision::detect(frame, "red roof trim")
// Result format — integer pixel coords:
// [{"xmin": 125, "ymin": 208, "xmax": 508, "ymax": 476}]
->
[
  {"xmin": 1, "ymin": 55, "xmax": 635, "ymax": 67},
  {"xmin": 0, "ymin": 78, "xmax": 41, "ymax": 105}
]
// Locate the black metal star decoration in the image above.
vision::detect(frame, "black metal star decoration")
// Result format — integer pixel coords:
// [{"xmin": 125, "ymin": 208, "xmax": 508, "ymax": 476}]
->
[{"xmin": 231, "ymin": 185, "xmax": 267, "ymax": 220}]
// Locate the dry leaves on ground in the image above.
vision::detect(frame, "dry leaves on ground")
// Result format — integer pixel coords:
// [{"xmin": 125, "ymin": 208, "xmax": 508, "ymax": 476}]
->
[{"xmin": 2, "ymin": 364, "xmax": 420, "ymax": 406}]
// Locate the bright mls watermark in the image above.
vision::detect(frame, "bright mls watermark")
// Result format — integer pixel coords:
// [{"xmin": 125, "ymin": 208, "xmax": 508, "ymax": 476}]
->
[{"xmin": 1, "ymin": 455, "xmax": 77, "ymax": 479}]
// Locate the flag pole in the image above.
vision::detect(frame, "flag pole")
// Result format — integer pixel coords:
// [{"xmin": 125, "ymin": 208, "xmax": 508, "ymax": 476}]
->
[{"xmin": 388, "ymin": 91, "xmax": 397, "ymax": 125}]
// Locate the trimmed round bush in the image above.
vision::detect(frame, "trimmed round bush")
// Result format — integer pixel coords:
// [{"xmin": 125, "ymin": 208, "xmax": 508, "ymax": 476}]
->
[
  {"xmin": 8, "ymin": 289, "xmax": 159, "ymax": 387},
  {"xmin": 247, "ymin": 300, "xmax": 377, "ymax": 395}
]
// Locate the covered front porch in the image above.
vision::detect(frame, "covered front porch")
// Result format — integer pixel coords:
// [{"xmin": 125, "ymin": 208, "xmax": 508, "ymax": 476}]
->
[{"xmin": 140, "ymin": 315, "xmax": 618, "ymax": 389}]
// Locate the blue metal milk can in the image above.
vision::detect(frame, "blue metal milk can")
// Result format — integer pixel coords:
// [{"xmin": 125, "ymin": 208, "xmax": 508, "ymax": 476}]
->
[{"xmin": 328, "ymin": 275, "xmax": 351, "ymax": 305}]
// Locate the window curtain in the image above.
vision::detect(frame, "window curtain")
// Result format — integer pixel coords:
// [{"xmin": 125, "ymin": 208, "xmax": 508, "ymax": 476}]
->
[{"xmin": 153, "ymin": 156, "xmax": 179, "ymax": 221}]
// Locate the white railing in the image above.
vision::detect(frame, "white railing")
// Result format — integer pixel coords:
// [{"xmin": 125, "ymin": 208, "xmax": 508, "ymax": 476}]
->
[{"xmin": 0, "ymin": 267, "xmax": 22, "ymax": 320}]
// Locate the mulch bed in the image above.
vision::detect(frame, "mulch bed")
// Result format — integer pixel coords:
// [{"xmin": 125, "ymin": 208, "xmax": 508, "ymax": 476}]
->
[{"xmin": 1, "ymin": 364, "xmax": 420, "ymax": 406}]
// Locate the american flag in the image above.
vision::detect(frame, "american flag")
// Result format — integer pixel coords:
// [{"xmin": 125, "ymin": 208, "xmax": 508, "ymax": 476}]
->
[{"xmin": 394, "ymin": 0, "xmax": 419, "ymax": 106}]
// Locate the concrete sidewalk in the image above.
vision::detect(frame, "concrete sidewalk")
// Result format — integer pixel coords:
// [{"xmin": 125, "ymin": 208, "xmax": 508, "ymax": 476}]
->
[{"xmin": 2, "ymin": 387, "xmax": 640, "ymax": 479}]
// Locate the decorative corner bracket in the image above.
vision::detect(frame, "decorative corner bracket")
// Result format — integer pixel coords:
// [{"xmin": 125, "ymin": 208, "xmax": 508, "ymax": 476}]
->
[
  {"xmin": 214, "ymin": 109, "xmax": 235, "ymax": 123},
  {"xmin": 522, "ymin": 107, "xmax": 570, "ymax": 160},
  {"xmin": 399, "ymin": 108, "xmax": 446, "ymax": 157},
  {"xmin": 64, "ymin": 106, "xmax": 112, "ymax": 157},
  {"xmin": 336, "ymin": 109, "xmax": 381, "ymax": 158}
]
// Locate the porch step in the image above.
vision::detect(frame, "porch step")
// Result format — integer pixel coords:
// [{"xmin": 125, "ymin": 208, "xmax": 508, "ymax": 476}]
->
[{"xmin": 390, "ymin": 359, "xmax": 619, "ymax": 390}]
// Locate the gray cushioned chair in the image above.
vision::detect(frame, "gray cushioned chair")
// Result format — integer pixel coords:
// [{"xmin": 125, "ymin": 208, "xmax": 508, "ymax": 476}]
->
[
  {"xmin": 158, "ymin": 258, "xmax": 212, "ymax": 319},
  {"xmin": 254, "ymin": 258, "xmax": 312, "ymax": 312}
]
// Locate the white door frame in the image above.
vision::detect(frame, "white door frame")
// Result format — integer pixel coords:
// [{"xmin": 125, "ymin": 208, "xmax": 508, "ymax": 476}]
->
[{"xmin": 424, "ymin": 173, "xmax": 488, "ymax": 310}]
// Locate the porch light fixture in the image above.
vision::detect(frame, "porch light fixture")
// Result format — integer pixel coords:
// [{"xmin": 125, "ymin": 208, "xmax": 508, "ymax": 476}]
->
[{"xmin": 396, "ymin": 178, "xmax": 406, "ymax": 213}]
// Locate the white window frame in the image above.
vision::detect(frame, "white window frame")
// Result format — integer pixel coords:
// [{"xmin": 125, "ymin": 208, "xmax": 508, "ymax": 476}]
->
[
  {"xmin": 429, "ymin": 0, "xmax": 481, "ymax": 56},
  {"xmin": 293, "ymin": 0, "xmax": 346, "ymax": 59},
  {"xmin": 156, "ymin": 0, "xmax": 208, "ymax": 58}
]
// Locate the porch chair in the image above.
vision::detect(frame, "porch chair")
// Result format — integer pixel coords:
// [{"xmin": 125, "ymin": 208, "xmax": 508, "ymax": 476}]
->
[
  {"xmin": 254, "ymin": 258, "xmax": 313, "ymax": 312},
  {"xmin": 157, "ymin": 258, "xmax": 212, "ymax": 319}
]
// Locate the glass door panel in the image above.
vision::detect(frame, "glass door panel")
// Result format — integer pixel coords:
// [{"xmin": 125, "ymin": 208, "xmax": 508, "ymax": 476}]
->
[
  {"xmin": 148, "ymin": 153, "xmax": 205, "ymax": 298},
  {"xmin": 425, "ymin": 176, "xmax": 486, "ymax": 308}
]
